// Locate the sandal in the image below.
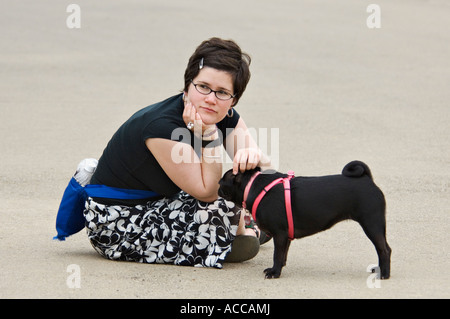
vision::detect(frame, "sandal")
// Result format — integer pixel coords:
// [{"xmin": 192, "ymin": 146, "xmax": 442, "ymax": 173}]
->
[
  {"xmin": 224, "ymin": 235, "xmax": 260, "ymax": 263},
  {"xmin": 258, "ymin": 230, "xmax": 272, "ymax": 245},
  {"xmin": 244, "ymin": 214, "xmax": 272, "ymax": 246}
]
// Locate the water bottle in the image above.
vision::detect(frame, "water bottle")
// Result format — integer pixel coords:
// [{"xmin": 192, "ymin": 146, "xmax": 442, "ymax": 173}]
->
[{"xmin": 74, "ymin": 158, "xmax": 98, "ymax": 186}]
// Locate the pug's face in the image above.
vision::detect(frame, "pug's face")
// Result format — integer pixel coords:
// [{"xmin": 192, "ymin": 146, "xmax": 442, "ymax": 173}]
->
[{"xmin": 218, "ymin": 168, "xmax": 261, "ymax": 205}]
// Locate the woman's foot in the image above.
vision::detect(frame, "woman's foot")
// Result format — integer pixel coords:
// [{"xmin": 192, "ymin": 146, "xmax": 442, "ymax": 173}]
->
[
  {"xmin": 224, "ymin": 224, "xmax": 272, "ymax": 263},
  {"xmin": 224, "ymin": 210, "xmax": 261, "ymax": 263},
  {"xmin": 224, "ymin": 235, "xmax": 260, "ymax": 263},
  {"xmin": 244, "ymin": 215, "xmax": 272, "ymax": 245},
  {"xmin": 258, "ymin": 230, "xmax": 272, "ymax": 245}
]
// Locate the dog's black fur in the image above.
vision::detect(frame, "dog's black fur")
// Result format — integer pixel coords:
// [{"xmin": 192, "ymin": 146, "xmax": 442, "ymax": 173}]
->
[{"xmin": 218, "ymin": 161, "xmax": 391, "ymax": 279}]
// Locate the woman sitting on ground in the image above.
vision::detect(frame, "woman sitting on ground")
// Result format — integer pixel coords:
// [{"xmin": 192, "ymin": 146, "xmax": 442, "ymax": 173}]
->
[{"xmin": 84, "ymin": 37, "xmax": 271, "ymax": 268}]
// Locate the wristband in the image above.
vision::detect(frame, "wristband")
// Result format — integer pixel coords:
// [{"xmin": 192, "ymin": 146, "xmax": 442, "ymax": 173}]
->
[
  {"xmin": 202, "ymin": 138, "xmax": 221, "ymax": 148},
  {"xmin": 202, "ymin": 126, "xmax": 218, "ymax": 139}
]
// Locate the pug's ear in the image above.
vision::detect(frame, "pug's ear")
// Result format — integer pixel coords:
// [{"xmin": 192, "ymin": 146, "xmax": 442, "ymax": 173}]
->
[{"xmin": 233, "ymin": 172, "xmax": 243, "ymax": 185}]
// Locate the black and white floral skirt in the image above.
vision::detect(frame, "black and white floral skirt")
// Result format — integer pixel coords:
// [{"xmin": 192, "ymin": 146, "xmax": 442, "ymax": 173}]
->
[{"xmin": 83, "ymin": 191, "xmax": 241, "ymax": 268}]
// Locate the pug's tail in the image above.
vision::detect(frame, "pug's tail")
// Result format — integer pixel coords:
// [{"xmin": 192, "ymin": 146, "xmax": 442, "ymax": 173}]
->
[{"xmin": 342, "ymin": 161, "xmax": 373, "ymax": 179}]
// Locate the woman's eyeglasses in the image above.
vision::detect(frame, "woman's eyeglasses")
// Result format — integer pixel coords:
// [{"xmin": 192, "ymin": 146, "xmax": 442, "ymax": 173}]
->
[{"xmin": 191, "ymin": 80, "xmax": 235, "ymax": 101}]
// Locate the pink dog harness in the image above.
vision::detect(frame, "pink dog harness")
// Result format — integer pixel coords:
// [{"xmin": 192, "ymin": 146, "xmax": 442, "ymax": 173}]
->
[{"xmin": 242, "ymin": 171, "xmax": 295, "ymax": 240}]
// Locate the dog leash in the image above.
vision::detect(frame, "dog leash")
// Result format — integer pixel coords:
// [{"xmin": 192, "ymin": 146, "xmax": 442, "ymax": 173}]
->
[{"xmin": 242, "ymin": 171, "xmax": 295, "ymax": 240}]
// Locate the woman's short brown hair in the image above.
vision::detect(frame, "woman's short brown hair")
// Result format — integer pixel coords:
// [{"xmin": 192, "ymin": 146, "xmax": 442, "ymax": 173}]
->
[{"xmin": 184, "ymin": 37, "xmax": 251, "ymax": 106}]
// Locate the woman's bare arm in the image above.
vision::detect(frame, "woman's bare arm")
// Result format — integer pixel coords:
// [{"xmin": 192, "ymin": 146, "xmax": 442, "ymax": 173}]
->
[
  {"xmin": 225, "ymin": 118, "xmax": 273, "ymax": 174},
  {"xmin": 145, "ymin": 136, "xmax": 222, "ymax": 203}
]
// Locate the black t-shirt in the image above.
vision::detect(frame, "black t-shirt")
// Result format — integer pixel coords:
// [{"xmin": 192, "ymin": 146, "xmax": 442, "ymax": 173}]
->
[{"xmin": 90, "ymin": 93, "xmax": 240, "ymax": 202}]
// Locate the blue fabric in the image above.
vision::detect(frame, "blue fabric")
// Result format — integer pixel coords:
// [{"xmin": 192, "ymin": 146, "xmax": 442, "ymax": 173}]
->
[
  {"xmin": 53, "ymin": 177, "xmax": 88, "ymax": 241},
  {"xmin": 84, "ymin": 184, "xmax": 159, "ymax": 200},
  {"xmin": 53, "ymin": 177, "xmax": 159, "ymax": 241}
]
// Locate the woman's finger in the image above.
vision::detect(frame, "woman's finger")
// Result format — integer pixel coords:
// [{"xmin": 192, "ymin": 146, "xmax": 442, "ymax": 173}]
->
[
  {"xmin": 232, "ymin": 151, "xmax": 243, "ymax": 174},
  {"xmin": 183, "ymin": 102, "xmax": 194, "ymax": 126},
  {"xmin": 246, "ymin": 153, "xmax": 256, "ymax": 171},
  {"xmin": 233, "ymin": 148, "xmax": 261, "ymax": 174}
]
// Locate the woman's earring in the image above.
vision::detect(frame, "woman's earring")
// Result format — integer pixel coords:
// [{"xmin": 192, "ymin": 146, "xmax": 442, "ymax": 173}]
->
[{"xmin": 227, "ymin": 107, "xmax": 234, "ymax": 118}]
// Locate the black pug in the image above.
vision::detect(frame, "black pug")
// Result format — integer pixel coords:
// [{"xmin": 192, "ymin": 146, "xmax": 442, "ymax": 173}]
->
[{"xmin": 218, "ymin": 161, "xmax": 391, "ymax": 279}]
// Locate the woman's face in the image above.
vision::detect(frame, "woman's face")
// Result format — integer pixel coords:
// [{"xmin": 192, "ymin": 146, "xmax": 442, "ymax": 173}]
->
[{"xmin": 185, "ymin": 67, "xmax": 235, "ymax": 126}]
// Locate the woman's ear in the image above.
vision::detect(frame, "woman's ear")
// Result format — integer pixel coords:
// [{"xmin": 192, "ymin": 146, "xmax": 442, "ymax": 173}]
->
[{"xmin": 183, "ymin": 91, "xmax": 190, "ymax": 104}]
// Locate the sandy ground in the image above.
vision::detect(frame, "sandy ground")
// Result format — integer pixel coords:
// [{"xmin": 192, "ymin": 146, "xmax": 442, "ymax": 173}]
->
[{"xmin": 1, "ymin": 0, "xmax": 449, "ymax": 299}]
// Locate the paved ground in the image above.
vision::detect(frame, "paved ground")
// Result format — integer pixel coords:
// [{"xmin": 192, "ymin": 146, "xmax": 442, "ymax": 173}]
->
[{"xmin": 1, "ymin": 0, "xmax": 449, "ymax": 299}]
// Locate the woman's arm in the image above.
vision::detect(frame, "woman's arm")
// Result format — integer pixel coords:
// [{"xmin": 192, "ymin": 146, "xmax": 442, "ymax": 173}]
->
[
  {"xmin": 225, "ymin": 118, "xmax": 273, "ymax": 174},
  {"xmin": 145, "ymin": 135, "xmax": 222, "ymax": 203},
  {"xmin": 145, "ymin": 99, "xmax": 226, "ymax": 202}
]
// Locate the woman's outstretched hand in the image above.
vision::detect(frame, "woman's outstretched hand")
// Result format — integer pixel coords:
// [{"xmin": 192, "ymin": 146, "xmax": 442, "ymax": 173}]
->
[{"xmin": 233, "ymin": 148, "xmax": 262, "ymax": 175}]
